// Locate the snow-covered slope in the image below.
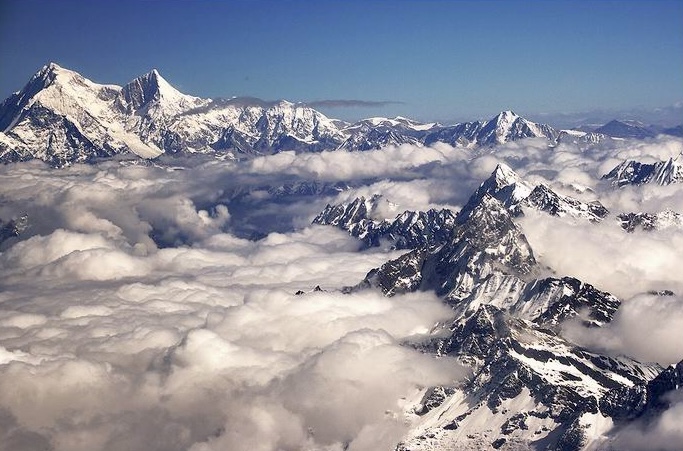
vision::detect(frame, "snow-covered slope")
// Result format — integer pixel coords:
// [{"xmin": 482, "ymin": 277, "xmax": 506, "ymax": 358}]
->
[
  {"xmin": 362, "ymin": 193, "xmax": 537, "ymax": 303},
  {"xmin": 401, "ymin": 304, "xmax": 662, "ymax": 451},
  {"xmin": 0, "ymin": 64, "xmax": 346, "ymax": 165},
  {"xmin": 458, "ymin": 163, "xmax": 534, "ymax": 218},
  {"xmin": 524, "ymin": 184, "xmax": 609, "ymax": 222},
  {"xmin": 460, "ymin": 163, "xmax": 609, "ymax": 222},
  {"xmin": 168, "ymin": 98, "xmax": 346, "ymax": 155},
  {"xmin": 554, "ymin": 130, "xmax": 613, "ymax": 149},
  {"xmin": 337, "ymin": 116, "xmax": 437, "ymax": 151}
]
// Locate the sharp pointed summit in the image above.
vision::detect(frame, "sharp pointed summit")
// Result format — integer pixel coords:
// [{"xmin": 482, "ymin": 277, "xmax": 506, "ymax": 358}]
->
[
  {"xmin": 34, "ymin": 62, "xmax": 69, "ymax": 83},
  {"xmin": 458, "ymin": 163, "xmax": 533, "ymax": 219},
  {"xmin": 119, "ymin": 67, "xmax": 201, "ymax": 114},
  {"xmin": 494, "ymin": 110, "xmax": 519, "ymax": 122}
]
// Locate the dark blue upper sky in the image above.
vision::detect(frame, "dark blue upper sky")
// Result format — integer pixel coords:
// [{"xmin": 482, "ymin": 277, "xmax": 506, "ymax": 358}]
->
[{"xmin": 1, "ymin": 0, "xmax": 682, "ymax": 123}]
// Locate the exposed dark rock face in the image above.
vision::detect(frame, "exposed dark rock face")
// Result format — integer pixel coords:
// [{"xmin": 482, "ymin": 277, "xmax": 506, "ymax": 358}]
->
[
  {"xmin": 363, "ymin": 193, "xmax": 535, "ymax": 304},
  {"xmin": 600, "ymin": 360, "xmax": 683, "ymax": 421},
  {"xmin": 0, "ymin": 214, "xmax": 28, "ymax": 246},
  {"xmin": 617, "ymin": 210, "xmax": 683, "ymax": 232},
  {"xmin": 524, "ymin": 184, "xmax": 608, "ymax": 222},
  {"xmin": 406, "ymin": 304, "xmax": 661, "ymax": 451}
]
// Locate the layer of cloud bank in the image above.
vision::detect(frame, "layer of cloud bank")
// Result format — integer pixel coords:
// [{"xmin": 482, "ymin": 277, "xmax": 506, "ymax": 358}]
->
[
  {"xmin": 0, "ymin": 151, "xmax": 471, "ymax": 451},
  {"xmin": 1, "ymin": 135, "xmax": 683, "ymax": 450},
  {"xmin": 0, "ymin": 224, "xmax": 463, "ymax": 451}
]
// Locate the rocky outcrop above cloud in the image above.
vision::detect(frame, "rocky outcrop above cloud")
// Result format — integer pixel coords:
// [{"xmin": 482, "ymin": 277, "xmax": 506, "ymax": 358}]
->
[
  {"xmin": 618, "ymin": 210, "xmax": 683, "ymax": 232},
  {"xmin": 313, "ymin": 195, "xmax": 457, "ymax": 249},
  {"xmin": 603, "ymin": 156, "xmax": 683, "ymax": 186}
]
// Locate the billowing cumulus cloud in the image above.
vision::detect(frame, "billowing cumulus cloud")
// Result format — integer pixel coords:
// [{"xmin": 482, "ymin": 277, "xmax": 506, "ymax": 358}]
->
[
  {"xmin": 564, "ymin": 293, "xmax": 683, "ymax": 365},
  {"xmin": 0, "ymin": 151, "xmax": 468, "ymax": 450},
  {"xmin": 518, "ymin": 211, "xmax": 683, "ymax": 299},
  {"xmin": 246, "ymin": 143, "xmax": 466, "ymax": 182},
  {"xmin": 1, "ymin": 135, "xmax": 683, "ymax": 450},
  {"xmin": 0, "ymin": 223, "xmax": 463, "ymax": 450}
]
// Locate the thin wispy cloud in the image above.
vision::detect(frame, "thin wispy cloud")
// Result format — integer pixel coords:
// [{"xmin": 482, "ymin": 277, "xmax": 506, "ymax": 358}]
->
[{"xmin": 303, "ymin": 99, "xmax": 405, "ymax": 109}]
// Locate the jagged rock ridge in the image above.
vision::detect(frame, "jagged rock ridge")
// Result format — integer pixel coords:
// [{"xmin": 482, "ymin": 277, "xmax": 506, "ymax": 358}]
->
[
  {"xmin": 603, "ymin": 157, "xmax": 683, "ymax": 187},
  {"xmin": 402, "ymin": 304, "xmax": 663, "ymax": 451},
  {"xmin": 617, "ymin": 210, "xmax": 683, "ymax": 232},
  {"xmin": 423, "ymin": 110, "xmax": 559, "ymax": 147},
  {"xmin": 313, "ymin": 195, "xmax": 457, "ymax": 250}
]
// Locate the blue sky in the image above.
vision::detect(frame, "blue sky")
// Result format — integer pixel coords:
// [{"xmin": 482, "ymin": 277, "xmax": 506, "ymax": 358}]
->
[{"xmin": 1, "ymin": 0, "xmax": 682, "ymax": 123}]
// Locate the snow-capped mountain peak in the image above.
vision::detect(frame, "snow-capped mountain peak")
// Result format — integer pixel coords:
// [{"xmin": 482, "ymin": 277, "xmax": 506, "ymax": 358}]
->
[
  {"xmin": 0, "ymin": 63, "xmax": 167, "ymax": 165},
  {"xmin": 524, "ymin": 184, "xmax": 609, "ymax": 222},
  {"xmin": 2, "ymin": 62, "xmax": 119, "ymax": 125},
  {"xmin": 33, "ymin": 62, "xmax": 83, "ymax": 88},
  {"xmin": 458, "ymin": 163, "xmax": 534, "ymax": 219},
  {"xmin": 0, "ymin": 64, "xmax": 605, "ymax": 166},
  {"xmin": 488, "ymin": 110, "xmax": 522, "ymax": 142},
  {"xmin": 457, "ymin": 164, "xmax": 609, "ymax": 223},
  {"xmin": 119, "ymin": 68, "xmax": 205, "ymax": 115},
  {"xmin": 494, "ymin": 109, "xmax": 519, "ymax": 125},
  {"xmin": 492, "ymin": 162, "xmax": 523, "ymax": 187}
]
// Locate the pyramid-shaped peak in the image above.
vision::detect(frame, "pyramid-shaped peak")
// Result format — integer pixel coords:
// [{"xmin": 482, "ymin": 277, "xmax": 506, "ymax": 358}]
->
[
  {"xmin": 141, "ymin": 68, "xmax": 174, "ymax": 88},
  {"xmin": 120, "ymin": 68, "xmax": 190, "ymax": 111},
  {"xmin": 493, "ymin": 110, "xmax": 520, "ymax": 122},
  {"xmin": 456, "ymin": 162, "xmax": 533, "ymax": 222},
  {"xmin": 32, "ymin": 62, "xmax": 80, "ymax": 84},
  {"xmin": 137, "ymin": 68, "xmax": 174, "ymax": 92},
  {"xmin": 7, "ymin": 62, "xmax": 88, "ymax": 113},
  {"xmin": 42, "ymin": 62, "xmax": 63, "ymax": 73},
  {"xmin": 492, "ymin": 162, "xmax": 521, "ymax": 183}
]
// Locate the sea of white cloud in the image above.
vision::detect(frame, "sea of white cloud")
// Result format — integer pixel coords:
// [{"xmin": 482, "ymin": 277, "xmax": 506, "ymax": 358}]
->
[{"xmin": 0, "ymin": 137, "xmax": 682, "ymax": 450}]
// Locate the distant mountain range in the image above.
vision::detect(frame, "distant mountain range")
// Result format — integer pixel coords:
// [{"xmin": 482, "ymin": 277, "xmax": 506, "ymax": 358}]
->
[{"xmin": 1, "ymin": 63, "xmax": 680, "ymax": 167}]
